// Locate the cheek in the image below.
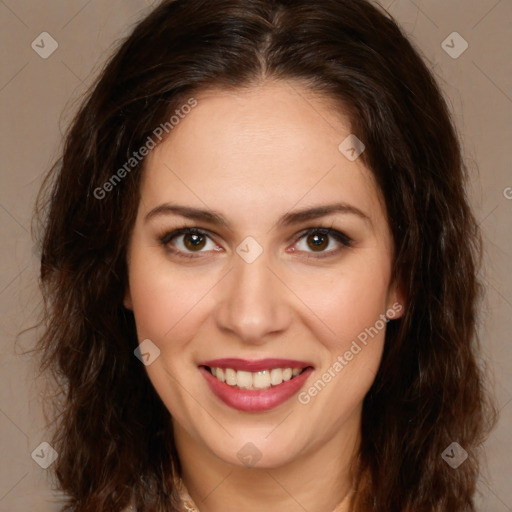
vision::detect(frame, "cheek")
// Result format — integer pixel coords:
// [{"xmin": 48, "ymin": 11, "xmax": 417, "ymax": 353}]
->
[
  {"xmin": 291, "ymin": 258, "xmax": 391, "ymax": 342},
  {"xmin": 126, "ymin": 255, "xmax": 211, "ymax": 418},
  {"xmin": 127, "ymin": 251, "xmax": 208, "ymax": 346},
  {"xmin": 297, "ymin": 279, "xmax": 388, "ymax": 422},
  {"xmin": 291, "ymin": 257, "xmax": 391, "ymax": 416}
]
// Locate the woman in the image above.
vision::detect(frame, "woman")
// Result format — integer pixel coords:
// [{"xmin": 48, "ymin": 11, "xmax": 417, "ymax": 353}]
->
[{"xmin": 35, "ymin": 0, "xmax": 497, "ymax": 510}]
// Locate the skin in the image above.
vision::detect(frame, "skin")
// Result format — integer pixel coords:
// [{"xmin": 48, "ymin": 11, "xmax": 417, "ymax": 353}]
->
[{"xmin": 124, "ymin": 80, "xmax": 405, "ymax": 512}]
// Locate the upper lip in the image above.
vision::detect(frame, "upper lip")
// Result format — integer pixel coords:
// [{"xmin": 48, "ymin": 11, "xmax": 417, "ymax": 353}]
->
[{"xmin": 199, "ymin": 358, "xmax": 314, "ymax": 372}]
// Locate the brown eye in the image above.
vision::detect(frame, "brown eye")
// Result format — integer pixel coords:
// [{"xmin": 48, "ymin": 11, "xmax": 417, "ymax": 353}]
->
[
  {"xmin": 160, "ymin": 228, "xmax": 218, "ymax": 257},
  {"xmin": 294, "ymin": 227, "xmax": 352, "ymax": 256},
  {"xmin": 306, "ymin": 231, "xmax": 329, "ymax": 251},
  {"xmin": 183, "ymin": 233, "xmax": 206, "ymax": 251}
]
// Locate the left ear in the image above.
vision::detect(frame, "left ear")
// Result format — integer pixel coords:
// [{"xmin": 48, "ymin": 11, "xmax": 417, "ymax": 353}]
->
[
  {"xmin": 123, "ymin": 285, "xmax": 133, "ymax": 311},
  {"xmin": 386, "ymin": 280, "xmax": 406, "ymax": 320}
]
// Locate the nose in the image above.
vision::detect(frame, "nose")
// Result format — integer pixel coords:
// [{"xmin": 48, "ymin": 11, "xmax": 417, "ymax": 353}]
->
[{"xmin": 214, "ymin": 250, "xmax": 292, "ymax": 345}]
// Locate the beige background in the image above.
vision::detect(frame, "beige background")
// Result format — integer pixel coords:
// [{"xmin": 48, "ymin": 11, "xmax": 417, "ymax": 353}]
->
[{"xmin": 0, "ymin": 0, "xmax": 510, "ymax": 510}]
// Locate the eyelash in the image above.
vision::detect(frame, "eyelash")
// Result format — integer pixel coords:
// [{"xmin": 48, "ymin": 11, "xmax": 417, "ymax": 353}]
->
[{"xmin": 158, "ymin": 226, "xmax": 353, "ymax": 260}]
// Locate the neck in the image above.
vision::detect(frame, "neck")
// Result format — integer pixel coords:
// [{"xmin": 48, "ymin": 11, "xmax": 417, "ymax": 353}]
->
[{"xmin": 173, "ymin": 409, "xmax": 361, "ymax": 512}]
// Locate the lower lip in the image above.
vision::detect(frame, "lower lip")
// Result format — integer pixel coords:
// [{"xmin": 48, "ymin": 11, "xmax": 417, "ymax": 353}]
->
[{"xmin": 199, "ymin": 366, "xmax": 314, "ymax": 412}]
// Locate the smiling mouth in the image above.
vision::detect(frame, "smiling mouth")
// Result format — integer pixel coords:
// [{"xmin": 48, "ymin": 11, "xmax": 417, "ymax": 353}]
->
[{"xmin": 202, "ymin": 366, "xmax": 311, "ymax": 390}]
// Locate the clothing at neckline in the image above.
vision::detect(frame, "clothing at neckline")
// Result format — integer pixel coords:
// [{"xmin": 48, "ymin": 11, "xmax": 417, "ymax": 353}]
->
[
  {"xmin": 124, "ymin": 477, "xmax": 354, "ymax": 511},
  {"xmin": 176, "ymin": 478, "xmax": 354, "ymax": 512}
]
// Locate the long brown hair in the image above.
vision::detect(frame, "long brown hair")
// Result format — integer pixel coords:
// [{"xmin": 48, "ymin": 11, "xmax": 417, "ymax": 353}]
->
[{"xmin": 35, "ymin": 0, "xmax": 497, "ymax": 510}]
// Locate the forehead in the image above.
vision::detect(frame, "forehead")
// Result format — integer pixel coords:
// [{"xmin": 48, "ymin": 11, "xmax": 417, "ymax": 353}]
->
[{"xmin": 139, "ymin": 80, "xmax": 385, "ymax": 225}]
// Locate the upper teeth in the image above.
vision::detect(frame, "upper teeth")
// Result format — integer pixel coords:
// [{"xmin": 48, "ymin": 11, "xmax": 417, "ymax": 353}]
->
[{"xmin": 209, "ymin": 367, "xmax": 303, "ymax": 390}]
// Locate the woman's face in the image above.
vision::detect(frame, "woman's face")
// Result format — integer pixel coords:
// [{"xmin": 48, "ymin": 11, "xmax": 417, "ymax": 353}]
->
[{"xmin": 124, "ymin": 80, "xmax": 404, "ymax": 469}]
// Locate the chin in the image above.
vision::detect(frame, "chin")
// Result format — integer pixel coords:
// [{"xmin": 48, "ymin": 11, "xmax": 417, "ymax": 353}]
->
[{"xmin": 202, "ymin": 428, "xmax": 309, "ymax": 469}]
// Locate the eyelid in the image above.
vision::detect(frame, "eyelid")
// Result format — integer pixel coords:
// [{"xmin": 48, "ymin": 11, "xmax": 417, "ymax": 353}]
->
[
  {"xmin": 159, "ymin": 226, "xmax": 214, "ymax": 245},
  {"xmin": 159, "ymin": 227, "xmax": 220, "ymax": 259},
  {"xmin": 292, "ymin": 226, "xmax": 352, "ymax": 247}
]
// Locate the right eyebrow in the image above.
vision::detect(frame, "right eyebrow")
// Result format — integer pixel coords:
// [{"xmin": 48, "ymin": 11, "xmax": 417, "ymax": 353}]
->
[{"xmin": 144, "ymin": 203, "xmax": 230, "ymax": 229}]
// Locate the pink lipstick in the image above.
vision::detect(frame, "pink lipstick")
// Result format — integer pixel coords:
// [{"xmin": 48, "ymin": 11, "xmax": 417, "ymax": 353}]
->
[{"xmin": 198, "ymin": 358, "xmax": 314, "ymax": 412}]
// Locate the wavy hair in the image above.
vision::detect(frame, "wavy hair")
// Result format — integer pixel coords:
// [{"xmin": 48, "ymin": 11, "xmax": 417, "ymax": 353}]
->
[{"xmin": 34, "ymin": 0, "xmax": 497, "ymax": 510}]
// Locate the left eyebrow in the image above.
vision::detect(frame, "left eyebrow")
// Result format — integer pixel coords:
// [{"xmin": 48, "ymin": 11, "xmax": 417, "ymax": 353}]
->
[{"xmin": 276, "ymin": 202, "xmax": 372, "ymax": 228}]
